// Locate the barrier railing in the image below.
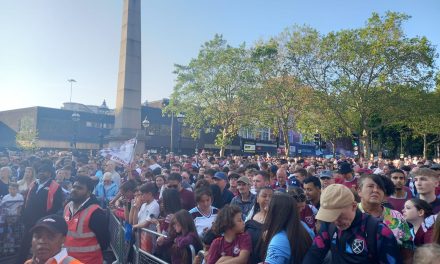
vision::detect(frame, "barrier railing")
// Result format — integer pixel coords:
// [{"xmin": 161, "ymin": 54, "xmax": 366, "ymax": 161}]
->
[
  {"xmin": 109, "ymin": 210, "xmax": 198, "ymax": 264},
  {"xmin": 0, "ymin": 200, "xmax": 24, "ymax": 258},
  {"xmin": 108, "ymin": 210, "xmax": 130, "ymax": 263},
  {"xmin": 133, "ymin": 226, "xmax": 169, "ymax": 264}
]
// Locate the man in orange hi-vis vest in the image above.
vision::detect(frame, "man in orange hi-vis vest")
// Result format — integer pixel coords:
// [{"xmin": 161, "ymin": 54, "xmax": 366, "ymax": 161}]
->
[
  {"xmin": 64, "ymin": 176, "xmax": 109, "ymax": 264},
  {"xmin": 17, "ymin": 160, "xmax": 64, "ymax": 264},
  {"xmin": 25, "ymin": 214, "xmax": 83, "ymax": 264}
]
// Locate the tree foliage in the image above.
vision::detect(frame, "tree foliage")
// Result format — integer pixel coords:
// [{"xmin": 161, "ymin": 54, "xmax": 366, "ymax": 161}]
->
[
  {"xmin": 16, "ymin": 116, "xmax": 39, "ymax": 152},
  {"xmin": 166, "ymin": 35, "xmax": 257, "ymax": 156},
  {"xmin": 167, "ymin": 12, "xmax": 438, "ymax": 158},
  {"xmin": 287, "ymin": 12, "xmax": 437, "ymax": 157}
]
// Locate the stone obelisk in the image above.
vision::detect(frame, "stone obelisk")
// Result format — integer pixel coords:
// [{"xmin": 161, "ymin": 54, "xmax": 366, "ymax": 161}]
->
[{"xmin": 109, "ymin": 0, "xmax": 144, "ymax": 152}]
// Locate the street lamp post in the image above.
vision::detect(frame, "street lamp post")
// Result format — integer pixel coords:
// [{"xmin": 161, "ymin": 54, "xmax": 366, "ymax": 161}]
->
[
  {"xmin": 176, "ymin": 113, "xmax": 185, "ymax": 154},
  {"xmin": 71, "ymin": 112, "xmax": 80, "ymax": 149},
  {"xmin": 142, "ymin": 115, "xmax": 150, "ymax": 153},
  {"xmin": 98, "ymin": 100, "xmax": 109, "ymax": 150},
  {"xmin": 67, "ymin": 79, "xmax": 76, "ymax": 103}
]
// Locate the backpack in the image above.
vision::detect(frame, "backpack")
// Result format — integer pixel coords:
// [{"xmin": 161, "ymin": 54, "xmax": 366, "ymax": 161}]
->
[{"xmin": 327, "ymin": 214, "xmax": 380, "ymax": 262}]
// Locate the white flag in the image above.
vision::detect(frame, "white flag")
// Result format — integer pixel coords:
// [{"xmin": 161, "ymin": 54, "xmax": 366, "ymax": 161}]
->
[{"xmin": 99, "ymin": 138, "xmax": 137, "ymax": 166}]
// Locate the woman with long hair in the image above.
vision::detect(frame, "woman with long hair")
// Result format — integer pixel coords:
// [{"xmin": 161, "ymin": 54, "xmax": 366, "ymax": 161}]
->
[
  {"xmin": 154, "ymin": 175, "xmax": 166, "ymax": 200},
  {"xmin": 17, "ymin": 167, "xmax": 35, "ymax": 194},
  {"xmin": 403, "ymin": 198, "xmax": 433, "ymax": 246},
  {"xmin": 245, "ymin": 187, "xmax": 273, "ymax": 263},
  {"xmin": 157, "ymin": 209, "xmax": 203, "ymax": 264},
  {"xmin": 260, "ymin": 192, "xmax": 312, "ymax": 264},
  {"xmin": 154, "ymin": 188, "xmax": 182, "ymax": 234}
]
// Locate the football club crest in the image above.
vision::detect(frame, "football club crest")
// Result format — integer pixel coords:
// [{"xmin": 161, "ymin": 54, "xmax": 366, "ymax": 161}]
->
[{"xmin": 351, "ymin": 238, "xmax": 365, "ymax": 254}]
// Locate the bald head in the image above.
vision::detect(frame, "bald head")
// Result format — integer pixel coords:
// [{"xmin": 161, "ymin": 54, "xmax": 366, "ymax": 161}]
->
[{"xmin": 276, "ymin": 168, "xmax": 287, "ymax": 186}]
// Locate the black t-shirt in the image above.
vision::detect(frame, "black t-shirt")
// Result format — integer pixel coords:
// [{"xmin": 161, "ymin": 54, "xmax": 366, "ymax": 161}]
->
[
  {"xmin": 430, "ymin": 198, "xmax": 440, "ymax": 214},
  {"xmin": 0, "ymin": 180, "xmax": 8, "ymax": 198}
]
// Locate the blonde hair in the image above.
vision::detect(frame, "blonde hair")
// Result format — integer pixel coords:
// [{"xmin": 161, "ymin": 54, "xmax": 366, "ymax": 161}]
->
[
  {"xmin": 414, "ymin": 168, "xmax": 438, "ymax": 180},
  {"xmin": 413, "ymin": 244, "xmax": 440, "ymax": 264}
]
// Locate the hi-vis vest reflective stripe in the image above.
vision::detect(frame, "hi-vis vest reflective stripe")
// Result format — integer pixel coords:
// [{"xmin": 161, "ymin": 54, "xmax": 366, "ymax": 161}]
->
[
  {"xmin": 24, "ymin": 255, "xmax": 83, "ymax": 264},
  {"xmin": 64, "ymin": 202, "xmax": 102, "ymax": 263},
  {"xmin": 26, "ymin": 180, "xmax": 60, "ymax": 212},
  {"xmin": 59, "ymin": 256, "xmax": 82, "ymax": 264}
]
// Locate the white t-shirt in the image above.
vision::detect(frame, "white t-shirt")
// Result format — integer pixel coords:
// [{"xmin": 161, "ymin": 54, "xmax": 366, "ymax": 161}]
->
[
  {"xmin": 1, "ymin": 193, "xmax": 24, "ymax": 216},
  {"xmin": 138, "ymin": 199, "xmax": 160, "ymax": 224}
]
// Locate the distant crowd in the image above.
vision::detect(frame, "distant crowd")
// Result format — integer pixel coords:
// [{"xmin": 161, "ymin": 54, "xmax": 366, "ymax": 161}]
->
[{"xmin": 1, "ymin": 150, "xmax": 440, "ymax": 263}]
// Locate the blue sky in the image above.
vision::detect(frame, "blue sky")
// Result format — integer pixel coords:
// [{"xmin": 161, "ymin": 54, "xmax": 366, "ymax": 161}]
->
[{"xmin": 0, "ymin": 0, "xmax": 438, "ymax": 111}]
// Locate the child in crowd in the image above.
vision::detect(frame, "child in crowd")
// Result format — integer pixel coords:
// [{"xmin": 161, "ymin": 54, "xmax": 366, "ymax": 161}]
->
[
  {"xmin": 156, "ymin": 209, "xmax": 203, "ymax": 264},
  {"xmin": 189, "ymin": 187, "xmax": 219, "ymax": 238},
  {"xmin": 0, "ymin": 183, "xmax": 24, "ymax": 216},
  {"xmin": 403, "ymin": 198, "xmax": 433, "ymax": 247},
  {"xmin": 207, "ymin": 205, "xmax": 251, "ymax": 264}
]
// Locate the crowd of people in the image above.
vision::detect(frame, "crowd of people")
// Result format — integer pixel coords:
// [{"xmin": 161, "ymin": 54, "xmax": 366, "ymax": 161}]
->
[{"xmin": 1, "ymin": 150, "xmax": 440, "ymax": 264}]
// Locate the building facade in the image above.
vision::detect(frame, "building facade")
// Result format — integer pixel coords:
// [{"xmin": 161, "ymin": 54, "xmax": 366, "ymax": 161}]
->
[{"xmin": 0, "ymin": 101, "xmax": 345, "ymax": 156}]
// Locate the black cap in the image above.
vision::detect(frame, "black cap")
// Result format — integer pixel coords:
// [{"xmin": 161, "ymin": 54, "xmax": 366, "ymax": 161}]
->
[
  {"xmin": 30, "ymin": 214, "xmax": 68, "ymax": 236},
  {"xmin": 338, "ymin": 162, "xmax": 353, "ymax": 174}
]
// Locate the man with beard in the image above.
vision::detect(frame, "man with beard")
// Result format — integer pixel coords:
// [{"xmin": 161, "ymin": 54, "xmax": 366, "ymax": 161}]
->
[
  {"xmin": 387, "ymin": 169, "xmax": 413, "ymax": 213},
  {"xmin": 63, "ymin": 176, "xmax": 109, "ymax": 264}
]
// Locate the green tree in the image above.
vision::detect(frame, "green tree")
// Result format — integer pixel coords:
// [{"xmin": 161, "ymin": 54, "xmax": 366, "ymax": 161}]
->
[
  {"xmin": 287, "ymin": 12, "xmax": 437, "ymax": 158},
  {"xmin": 403, "ymin": 90, "xmax": 440, "ymax": 158},
  {"xmin": 16, "ymin": 116, "xmax": 39, "ymax": 152},
  {"xmin": 295, "ymin": 90, "xmax": 349, "ymax": 157},
  {"xmin": 251, "ymin": 40, "xmax": 312, "ymax": 156},
  {"xmin": 166, "ymin": 35, "xmax": 257, "ymax": 156}
]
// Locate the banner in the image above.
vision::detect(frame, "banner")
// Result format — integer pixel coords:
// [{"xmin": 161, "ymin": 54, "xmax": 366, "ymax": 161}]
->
[{"xmin": 99, "ymin": 138, "xmax": 137, "ymax": 166}]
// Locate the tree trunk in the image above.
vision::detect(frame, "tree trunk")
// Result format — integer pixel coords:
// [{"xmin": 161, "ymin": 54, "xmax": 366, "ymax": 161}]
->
[
  {"xmin": 361, "ymin": 129, "xmax": 370, "ymax": 159},
  {"xmin": 219, "ymin": 146, "xmax": 225, "ymax": 157},
  {"xmin": 219, "ymin": 128, "xmax": 228, "ymax": 157},
  {"xmin": 330, "ymin": 140, "xmax": 336, "ymax": 158},
  {"xmin": 283, "ymin": 131, "xmax": 290, "ymax": 157},
  {"xmin": 423, "ymin": 134, "xmax": 427, "ymax": 159}
]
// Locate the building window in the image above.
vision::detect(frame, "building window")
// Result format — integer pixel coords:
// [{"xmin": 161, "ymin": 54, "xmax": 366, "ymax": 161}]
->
[
  {"xmin": 259, "ymin": 128, "xmax": 271, "ymax": 141},
  {"xmin": 239, "ymin": 128, "xmax": 255, "ymax": 139}
]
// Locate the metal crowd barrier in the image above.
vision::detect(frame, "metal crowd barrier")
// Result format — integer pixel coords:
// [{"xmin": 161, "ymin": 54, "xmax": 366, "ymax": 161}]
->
[
  {"xmin": 109, "ymin": 210, "xmax": 197, "ymax": 264},
  {"xmin": 108, "ymin": 210, "xmax": 131, "ymax": 263},
  {"xmin": 133, "ymin": 227, "xmax": 169, "ymax": 264},
  {"xmin": 0, "ymin": 200, "xmax": 24, "ymax": 258}
]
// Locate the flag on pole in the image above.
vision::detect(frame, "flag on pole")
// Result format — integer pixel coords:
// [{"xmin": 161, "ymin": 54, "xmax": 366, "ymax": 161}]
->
[{"xmin": 99, "ymin": 138, "xmax": 137, "ymax": 166}]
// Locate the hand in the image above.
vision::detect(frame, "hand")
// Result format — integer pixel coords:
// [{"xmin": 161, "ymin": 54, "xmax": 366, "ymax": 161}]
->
[{"xmin": 157, "ymin": 236, "xmax": 165, "ymax": 246}]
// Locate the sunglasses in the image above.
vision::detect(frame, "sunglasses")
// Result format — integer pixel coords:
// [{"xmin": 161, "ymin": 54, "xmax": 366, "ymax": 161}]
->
[{"xmin": 290, "ymin": 193, "xmax": 306, "ymax": 203}]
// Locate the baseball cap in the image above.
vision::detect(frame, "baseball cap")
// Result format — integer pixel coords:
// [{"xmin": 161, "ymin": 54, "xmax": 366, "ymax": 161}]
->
[
  {"xmin": 213, "ymin": 172, "xmax": 227, "ymax": 181},
  {"xmin": 319, "ymin": 170, "xmax": 333, "ymax": 179},
  {"xmin": 338, "ymin": 162, "xmax": 353, "ymax": 174},
  {"xmin": 237, "ymin": 176, "xmax": 251, "ymax": 185},
  {"xmin": 431, "ymin": 164, "xmax": 440, "ymax": 170},
  {"xmin": 316, "ymin": 184, "xmax": 355, "ymax": 222},
  {"xmin": 30, "ymin": 214, "xmax": 68, "ymax": 236}
]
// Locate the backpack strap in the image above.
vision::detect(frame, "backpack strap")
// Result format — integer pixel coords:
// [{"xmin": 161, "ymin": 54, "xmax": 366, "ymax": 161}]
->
[
  {"xmin": 327, "ymin": 223, "xmax": 337, "ymax": 241},
  {"xmin": 365, "ymin": 214, "xmax": 379, "ymax": 261}
]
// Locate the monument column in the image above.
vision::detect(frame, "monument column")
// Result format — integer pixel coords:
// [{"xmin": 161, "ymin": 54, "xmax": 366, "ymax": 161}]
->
[{"xmin": 108, "ymin": 0, "xmax": 144, "ymax": 152}]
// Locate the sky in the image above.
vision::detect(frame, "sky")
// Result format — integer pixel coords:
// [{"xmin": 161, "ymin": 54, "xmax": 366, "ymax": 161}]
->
[{"xmin": 0, "ymin": 0, "xmax": 439, "ymax": 111}]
